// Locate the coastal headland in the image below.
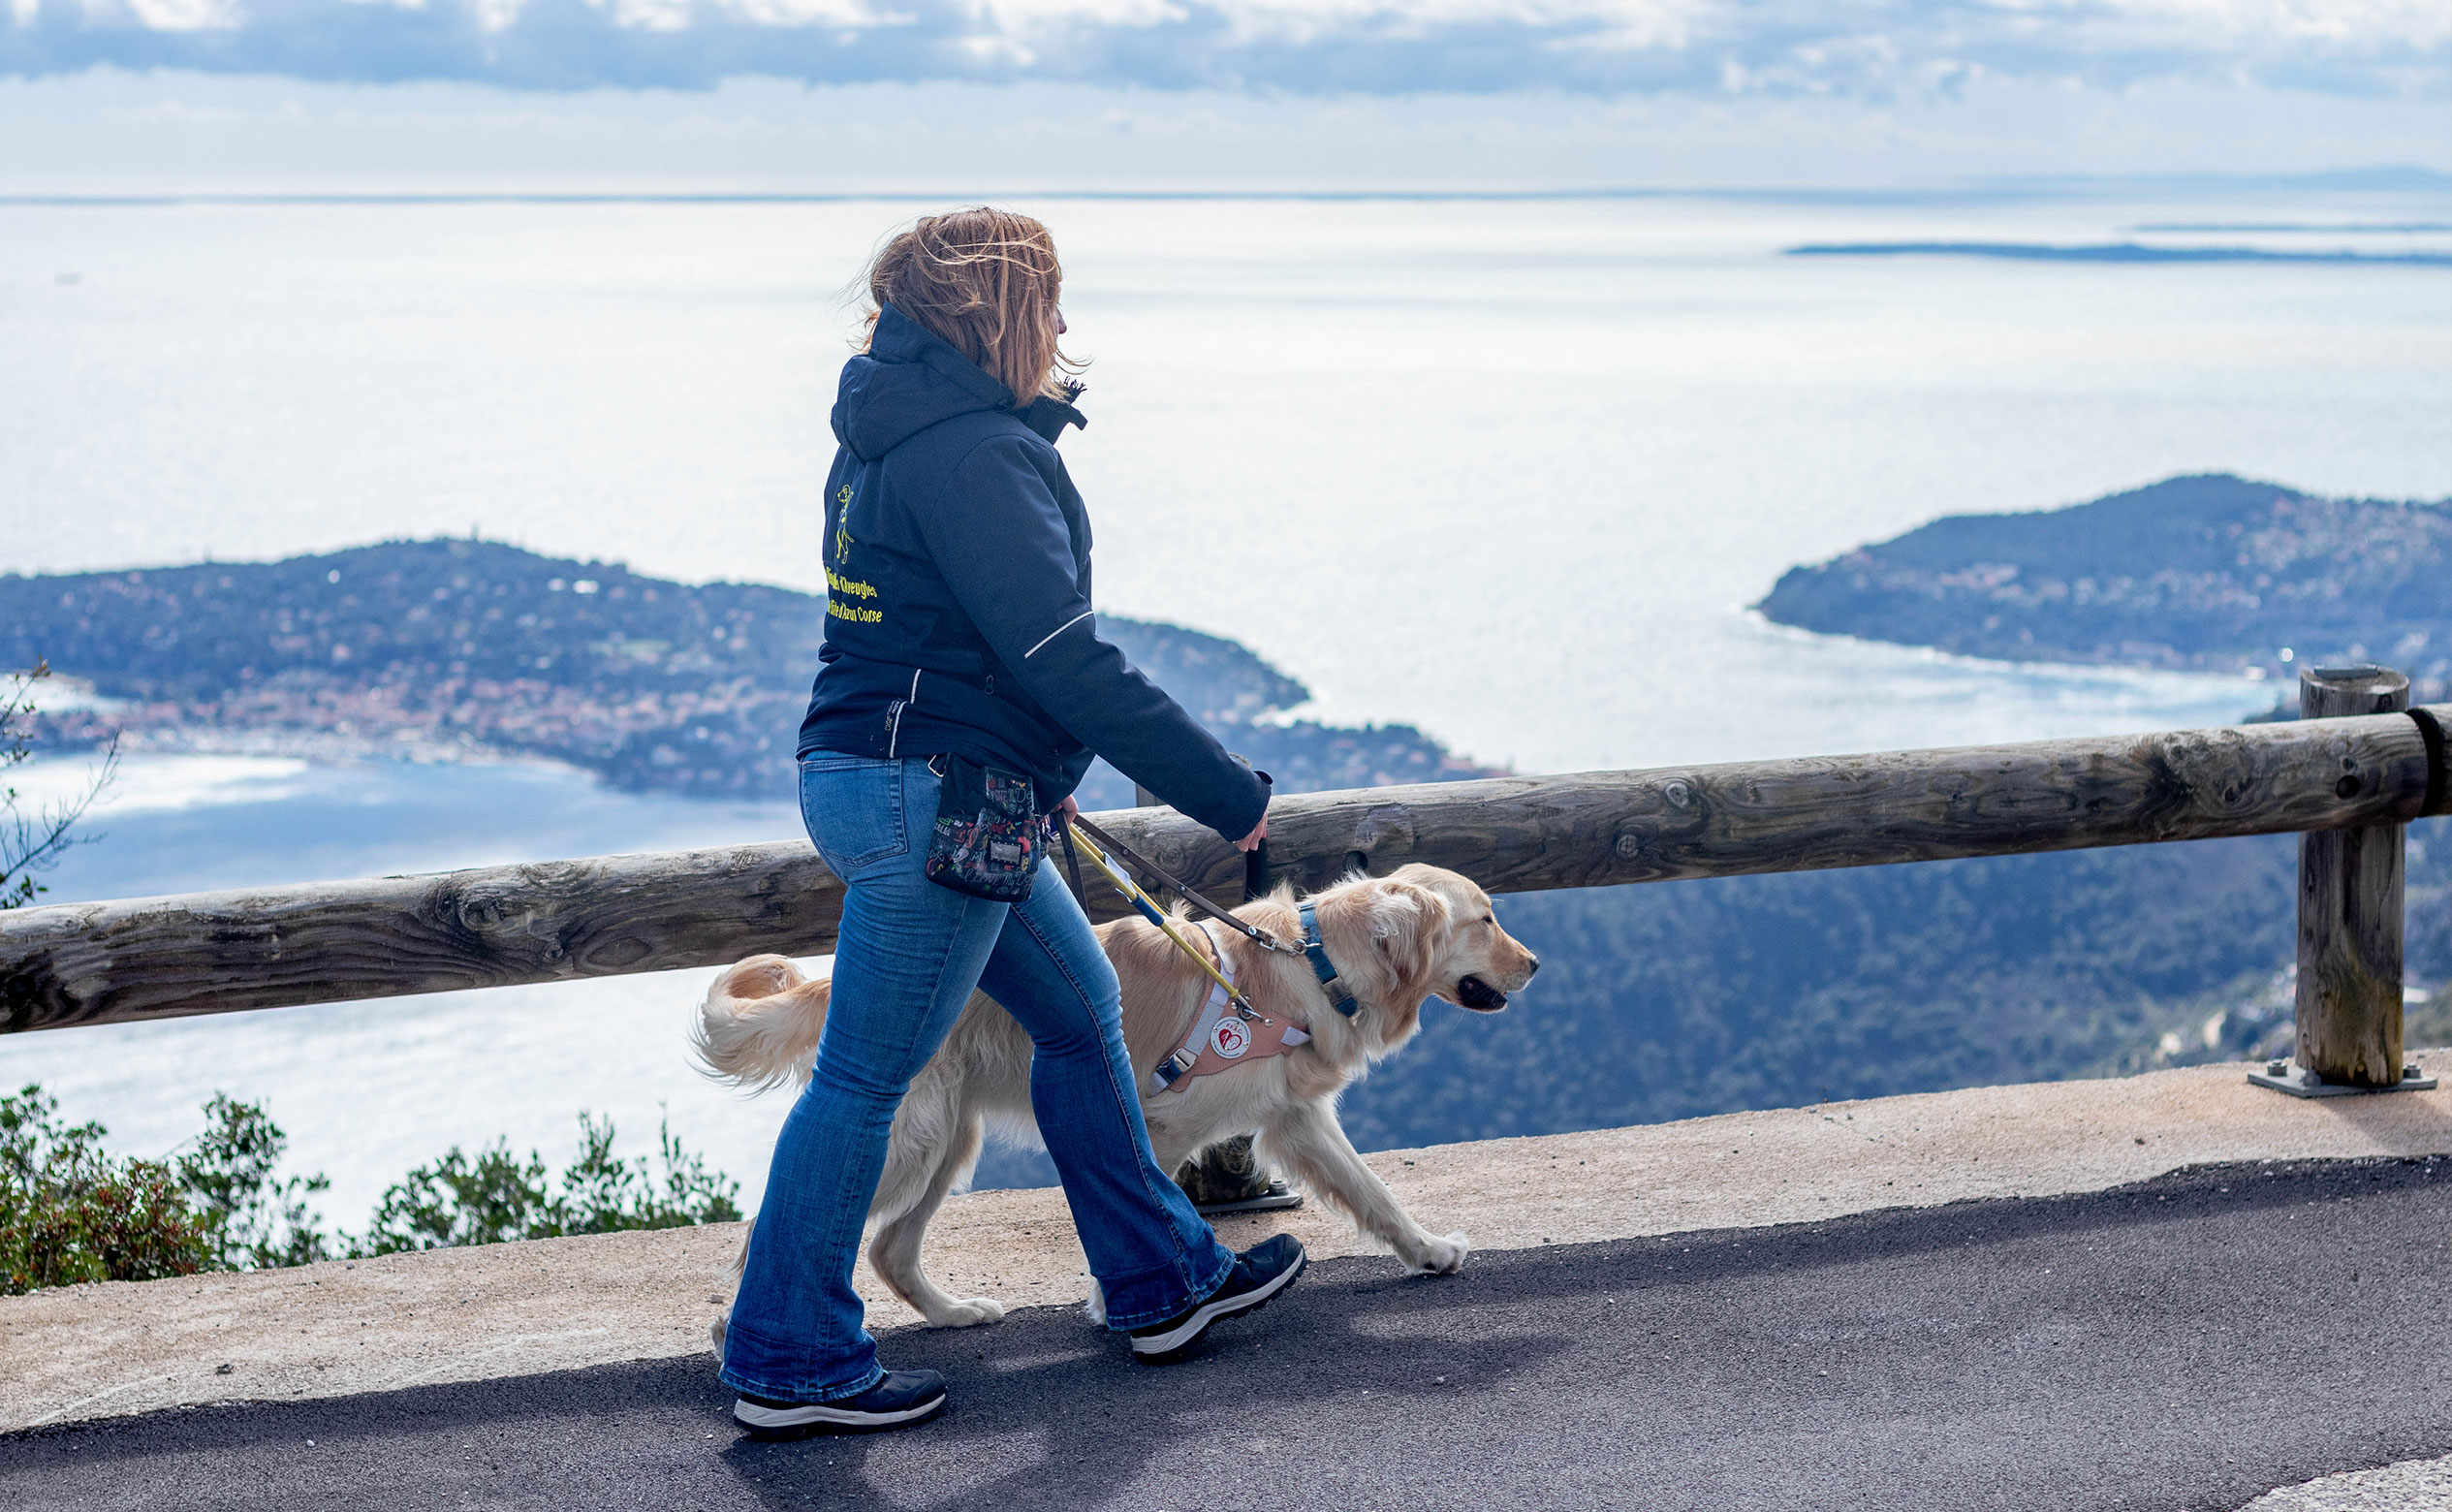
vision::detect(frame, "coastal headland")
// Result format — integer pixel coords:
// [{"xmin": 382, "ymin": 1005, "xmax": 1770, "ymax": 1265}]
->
[
  {"xmin": 1757, "ymin": 472, "xmax": 2452, "ymax": 707},
  {"xmin": 1, "ymin": 540, "xmax": 1477, "ymax": 807}
]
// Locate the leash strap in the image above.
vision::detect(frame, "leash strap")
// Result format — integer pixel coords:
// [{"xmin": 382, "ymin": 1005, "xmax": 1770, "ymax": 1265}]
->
[
  {"xmin": 1242, "ymin": 837, "xmax": 1272, "ymax": 905},
  {"xmin": 1067, "ymin": 821, "xmax": 1260, "ymax": 1018},
  {"xmin": 2410, "ymin": 708, "xmax": 2450, "ymax": 818},
  {"xmin": 1297, "ymin": 902, "xmax": 1361, "ymax": 1020},
  {"xmin": 1055, "ymin": 817, "xmax": 1091, "ymax": 910},
  {"xmin": 1067, "ymin": 815, "xmax": 1300, "ymax": 955}
]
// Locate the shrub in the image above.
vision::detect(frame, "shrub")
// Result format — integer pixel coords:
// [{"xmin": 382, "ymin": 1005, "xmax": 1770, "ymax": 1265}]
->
[
  {"xmin": 0, "ymin": 1085, "xmax": 214, "ymax": 1293},
  {"xmin": 362, "ymin": 1112, "xmax": 741, "ymax": 1254},
  {"xmin": 177, "ymin": 1093, "xmax": 335, "ymax": 1271},
  {"xmin": 557, "ymin": 1111, "xmax": 743, "ymax": 1235},
  {"xmin": 361, "ymin": 1140, "xmax": 557, "ymax": 1253},
  {"xmin": 2, "ymin": 1086, "xmax": 743, "ymax": 1293}
]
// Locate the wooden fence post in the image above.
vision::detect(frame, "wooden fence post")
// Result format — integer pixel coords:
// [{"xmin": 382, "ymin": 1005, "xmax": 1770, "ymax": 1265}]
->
[{"xmin": 2295, "ymin": 664, "xmax": 2409, "ymax": 1088}]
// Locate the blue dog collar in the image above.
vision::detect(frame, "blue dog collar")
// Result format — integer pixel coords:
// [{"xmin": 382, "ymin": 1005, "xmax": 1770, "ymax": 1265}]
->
[{"xmin": 1298, "ymin": 902, "xmax": 1361, "ymax": 1020}]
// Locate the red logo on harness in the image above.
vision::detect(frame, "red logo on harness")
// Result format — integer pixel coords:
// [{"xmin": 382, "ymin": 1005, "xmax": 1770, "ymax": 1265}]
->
[{"xmin": 1210, "ymin": 1018, "xmax": 1251, "ymax": 1059}]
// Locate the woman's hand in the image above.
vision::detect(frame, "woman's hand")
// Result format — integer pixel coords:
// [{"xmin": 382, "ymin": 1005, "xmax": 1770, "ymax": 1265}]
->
[
  {"xmin": 1053, "ymin": 795, "xmax": 1080, "ymax": 823},
  {"xmin": 1235, "ymin": 814, "xmax": 1268, "ymax": 853}
]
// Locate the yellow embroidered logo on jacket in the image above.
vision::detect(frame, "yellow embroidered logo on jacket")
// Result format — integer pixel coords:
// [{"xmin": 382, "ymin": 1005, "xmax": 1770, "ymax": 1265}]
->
[{"xmin": 828, "ymin": 485, "xmax": 879, "ymax": 620}]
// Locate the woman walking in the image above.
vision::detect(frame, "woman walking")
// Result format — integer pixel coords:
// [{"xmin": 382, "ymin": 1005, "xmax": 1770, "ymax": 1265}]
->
[{"xmin": 722, "ymin": 208, "xmax": 1305, "ymax": 1437}]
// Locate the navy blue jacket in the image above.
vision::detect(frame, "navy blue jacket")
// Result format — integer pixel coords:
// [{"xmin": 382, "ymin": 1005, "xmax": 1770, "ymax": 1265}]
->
[{"xmin": 796, "ymin": 304, "xmax": 1270, "ymax": 843}]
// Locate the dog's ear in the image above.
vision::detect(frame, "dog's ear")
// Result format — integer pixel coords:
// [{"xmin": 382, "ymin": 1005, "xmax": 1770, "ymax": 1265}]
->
[{"xmin": 1358, "ymin": 879, "xmax": 1450, "ymax": 1002}]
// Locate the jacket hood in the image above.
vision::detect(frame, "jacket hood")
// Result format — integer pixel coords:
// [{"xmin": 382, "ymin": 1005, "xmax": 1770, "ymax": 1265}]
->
[
  {"xmin": 832, "ymin": 302, "xmax": 1087, "ymax": 459},
  {"xmin": 832, "ymin": 303, "xmax": 1012, "ymax": 462}
]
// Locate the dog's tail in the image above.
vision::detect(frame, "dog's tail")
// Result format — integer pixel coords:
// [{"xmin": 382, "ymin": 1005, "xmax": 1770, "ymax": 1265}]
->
[{"xmin": 692, "ymin": 954, "xmax": 832, "ymax": 1094}]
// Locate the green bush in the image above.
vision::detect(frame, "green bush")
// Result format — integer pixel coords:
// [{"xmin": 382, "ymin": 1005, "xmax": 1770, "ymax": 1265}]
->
[
  {"xmin": 361, "ymin": 1112, "xmax": 740, "ymax": 1254},
  {"xmin": 1, "ymin": 1085, "xmax": 214, "ymax": 1292},
  {"xmin": 1, "ymin": 1086, "xmax": 741, "ymax": 1295},
  {"xmin": 362, "ymin": 1141, "xmax": 557, "ymax": 1253},
  {"xmin": 179, "ymin": 1093, "xmax": 336, "ymax": 1271}
]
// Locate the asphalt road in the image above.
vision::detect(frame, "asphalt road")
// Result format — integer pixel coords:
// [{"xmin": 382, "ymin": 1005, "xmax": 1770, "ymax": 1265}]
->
[{"xmin": 9, "ymin": 1157, "xmax": 2452, "ymax": 1511}]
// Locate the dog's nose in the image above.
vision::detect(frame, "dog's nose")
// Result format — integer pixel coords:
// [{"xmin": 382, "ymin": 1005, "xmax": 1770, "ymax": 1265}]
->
[{"xmin": 1525, "ymin": 954, "xmax": 1541, "ymax": 978}]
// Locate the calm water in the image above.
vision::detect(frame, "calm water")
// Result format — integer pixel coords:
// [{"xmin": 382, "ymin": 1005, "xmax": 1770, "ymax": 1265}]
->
[
  {"xmin": 4, "ymin": 189, "xmax": 2449, "ymax": 1215},
  {"xmin": 10, "ymin": 192, "xmax": 2450, "ymax": 770}
]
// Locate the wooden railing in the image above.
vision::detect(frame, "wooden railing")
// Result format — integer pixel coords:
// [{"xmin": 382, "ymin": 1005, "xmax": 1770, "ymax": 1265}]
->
[{"xmin": 5, "ymin": 667, "xmax": 2441, "ymax": 1090}]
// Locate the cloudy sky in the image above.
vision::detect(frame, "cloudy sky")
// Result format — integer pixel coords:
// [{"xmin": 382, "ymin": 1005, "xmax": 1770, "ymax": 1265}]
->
[{"xmin": 2, "ymin": 0, "xmax": 2447, "ymax": 185}]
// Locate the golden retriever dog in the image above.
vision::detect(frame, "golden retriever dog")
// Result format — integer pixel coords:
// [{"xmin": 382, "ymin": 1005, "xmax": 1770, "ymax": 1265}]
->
[{"xmin": 693, "ymin": 863, "xmax": 1539, "ymax": 1332}]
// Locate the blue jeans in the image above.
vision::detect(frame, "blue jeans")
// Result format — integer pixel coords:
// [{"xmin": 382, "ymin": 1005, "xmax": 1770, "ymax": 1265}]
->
[{"xmin": 718, "ymin": 753, "xmax": 1235, "ymax": 1403}]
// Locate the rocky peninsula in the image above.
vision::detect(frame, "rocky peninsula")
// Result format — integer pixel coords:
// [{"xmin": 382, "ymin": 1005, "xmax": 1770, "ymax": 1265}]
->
[
  {"xmin": 1755, "ymin": 473, "xmax": 2452, "ymax": 707},
  {"xmin": 2, "ymin": 540, "xmax": 1482, "ymax": 804}
]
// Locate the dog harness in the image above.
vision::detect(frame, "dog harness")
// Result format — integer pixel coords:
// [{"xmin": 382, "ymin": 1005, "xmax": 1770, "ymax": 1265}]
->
[
  {"xmin": 1149, "ymin": 923, "xmax": 1313, "ymax": 1095},
  {"xmin": 1298, "ymin": 902, "xmax": 1362, "ymax": 1019}
]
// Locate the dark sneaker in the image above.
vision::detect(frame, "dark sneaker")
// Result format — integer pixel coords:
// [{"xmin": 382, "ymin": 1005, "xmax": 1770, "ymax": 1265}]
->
[
  {"xmin": 733, "ymin": 1371, "xmax": 948, "ymax": 1438},
  {"xmin": 1130, "ymin": 1234, "xmax": 1307, "ymax": 1361}
]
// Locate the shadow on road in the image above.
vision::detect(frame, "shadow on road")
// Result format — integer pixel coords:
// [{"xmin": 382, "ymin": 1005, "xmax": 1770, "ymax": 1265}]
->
[{"xmin": 716, "ymin": 1292, "xmax": 1566, "ymax": 1511}]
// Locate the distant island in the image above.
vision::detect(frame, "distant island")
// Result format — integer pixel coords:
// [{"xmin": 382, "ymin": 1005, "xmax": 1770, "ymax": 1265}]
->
[
  {"xmin": 1, "ymin": 540, "xmax": 1484, "ymax": 804},
  {"xmin": 1756, "ymin": 473, "xmax": 2452, "ymax": 705},
  {"xmin": 1783, "ymin": 242, "xmax": 2452, "ymax": 267}
]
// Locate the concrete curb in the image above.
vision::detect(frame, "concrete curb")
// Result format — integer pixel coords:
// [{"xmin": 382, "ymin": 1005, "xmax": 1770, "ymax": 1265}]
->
[{"xmin": 2244, "ymin": 1451, "xmax": 2452, "ymax": 1511}]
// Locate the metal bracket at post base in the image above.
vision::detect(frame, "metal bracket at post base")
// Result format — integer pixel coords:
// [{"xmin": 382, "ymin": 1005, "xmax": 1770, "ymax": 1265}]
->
[{"xmin": 2248, "ymin": 1059, "xmax": 2437, "ymax": 1097}]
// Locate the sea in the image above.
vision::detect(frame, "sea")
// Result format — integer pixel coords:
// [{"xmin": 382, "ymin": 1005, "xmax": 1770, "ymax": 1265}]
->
[{"xmin": 4, "ymin": 187, "xmax": 2449, "ymax": 1222}]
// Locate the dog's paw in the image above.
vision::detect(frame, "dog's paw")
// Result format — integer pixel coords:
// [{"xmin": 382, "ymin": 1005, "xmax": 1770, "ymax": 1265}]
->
[
  {"xmin": 1081, "ymin": 1276, "xmax": 1108, "ymax": 1327},
  {"xmin": 1401, "ymin": 1231, "xmax": 1471, "ymax": 1276},
  {"xmin": 923, "ymin": 1297, "xmax": 1008, "ymax": 1329}
]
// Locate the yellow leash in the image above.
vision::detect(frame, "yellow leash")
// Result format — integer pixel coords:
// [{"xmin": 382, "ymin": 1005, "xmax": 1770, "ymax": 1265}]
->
[{"xmin": 1066, "ymin": 821, "xmax": 1257, "ymax": 1018}]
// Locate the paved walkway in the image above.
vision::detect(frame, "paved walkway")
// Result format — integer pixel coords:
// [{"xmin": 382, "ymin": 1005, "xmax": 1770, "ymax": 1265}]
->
[
  {"xmin": 16, "ymin": 1056, "xmax": 2452, "ymax": 1434},
  {"xmin": 9, "ymin": 1157, "xmax": 2452, "ymax": 1510}
]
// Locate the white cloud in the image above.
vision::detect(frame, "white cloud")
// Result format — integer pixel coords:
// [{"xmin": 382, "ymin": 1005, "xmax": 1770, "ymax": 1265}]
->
[
  {"xmin": 2, "ymin": 0, "xmax": 2446, "ymax": 96},
  {"xmin": 84, "ymin": 0, "xmax": 242, "ymax": 28}
]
